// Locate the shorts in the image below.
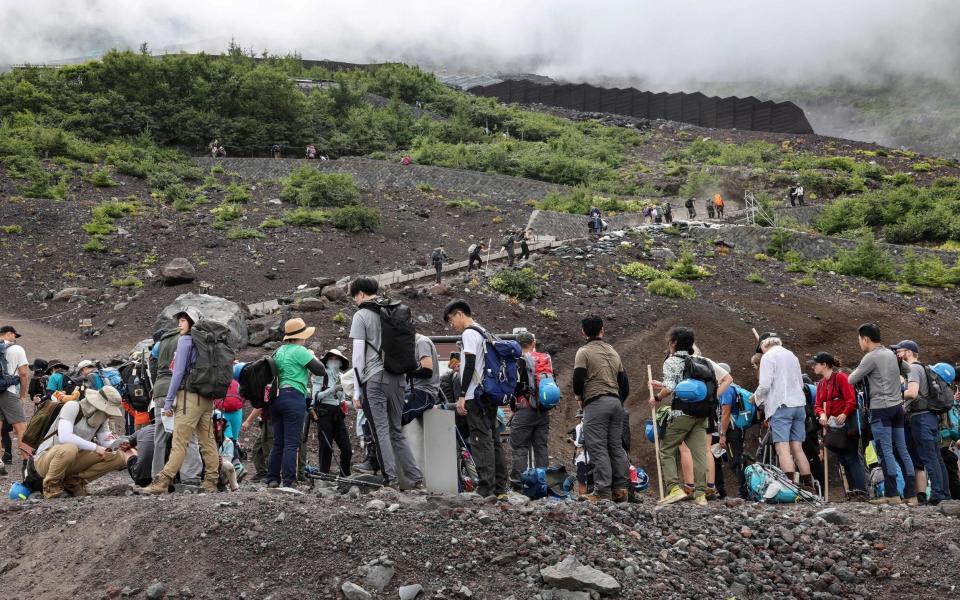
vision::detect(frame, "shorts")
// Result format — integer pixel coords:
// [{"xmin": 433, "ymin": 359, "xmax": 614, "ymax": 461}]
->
[
  {"xmin": 769, "ymin": 405, "xmax": 806, "ymax": 443},
  {"xmin": 0, "ymin": 391, "xmax": 27, "ymax": 424}
]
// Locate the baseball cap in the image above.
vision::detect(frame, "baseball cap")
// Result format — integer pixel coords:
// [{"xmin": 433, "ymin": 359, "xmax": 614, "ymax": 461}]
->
[
  {"xmin": 890, "ymin": 340, "xmax": 919, "ymax": 354},
  {"xmin": 756, "ymin": 331, "xmax": 778, "ymax": 354},
  {"xmin": 0, "ymin": 325, "xmax": 21, "ymax": 338}
]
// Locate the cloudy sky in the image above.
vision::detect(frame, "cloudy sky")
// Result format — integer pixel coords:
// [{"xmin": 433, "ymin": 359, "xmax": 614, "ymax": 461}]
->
[{"xmin": 2, "ymin": 0, "xmax": 957, "ymax": 89}]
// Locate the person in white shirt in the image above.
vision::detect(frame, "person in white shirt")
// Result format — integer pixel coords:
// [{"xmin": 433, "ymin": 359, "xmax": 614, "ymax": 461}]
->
[
  {"xmin": 33, "ymin": 386, "xmax": 134, "ymax": 498},
  {"xmin": 753, "ymin": 332, "xmax": 814, "ymax": 492},
  {"xmin": 0, "ymin": 325, "xmax": 31, "ymax": 468}
]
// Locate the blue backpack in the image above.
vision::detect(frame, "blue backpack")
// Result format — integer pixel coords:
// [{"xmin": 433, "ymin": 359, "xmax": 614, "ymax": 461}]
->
[
  {"xmin": 98, "ymin": 368, "xmax": 127, "ymax": 398},
  {"xmin": 941, "ymin": 404, "xmax": 960, "ymax": 442},
  {"xmin": 730, "ymin": 384, "xmax": 756, "ymax": 430},
  {"xmin": 745, "ymin": 463, "xmax": 798, "ymax": 503},
  {"xmin": 467, "ymin": 326, "xmax": 521, "ymax": 407},
  {"xmin": 520, "ymin": 466, "xmax": 569, "ymax": 500}
]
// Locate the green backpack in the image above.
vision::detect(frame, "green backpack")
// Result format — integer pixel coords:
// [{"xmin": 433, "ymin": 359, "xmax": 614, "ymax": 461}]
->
[{"xmin": 186, "ymin": 320, "xmax": 235, "ymax": 399}]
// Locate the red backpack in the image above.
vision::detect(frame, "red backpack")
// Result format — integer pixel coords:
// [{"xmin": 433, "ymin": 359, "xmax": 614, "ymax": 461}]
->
[
  {"xmin": 215, "ymin": 379, "xmax": 245, "ymax": 413},
  {"xmin": 520, "ymin": 351, "xmax": 555, "ymax": 409}
]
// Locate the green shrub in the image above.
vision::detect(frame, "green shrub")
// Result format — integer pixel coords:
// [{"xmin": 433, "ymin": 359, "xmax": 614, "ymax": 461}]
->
[
  {"xmin": 753, "ymin": 253, "xmax": 770, "ymax": 262},
  {"xmin": 766, "ymin": 228, "xmax": 793, "ymax": 259},
  {"xmin": 210, "ymin": 165, "xmax": 225, "ymax": 174},
  {"xmin": 445, "ymin": 199, "xmax": 481, "ymax": 211},
  {"xmin": 666, "ymin": 249, "xmax": 711, "ymax": 279},
  {"xmin": 162, "ymin": 183, "xmax": 191, "ymax": 205},
  {"xmin": 537, "ymin": 187, "xmax": 644, "ymax": 215},
  {"xmin": 211, "ymin": 203, "xmax": 243, "ymax": 223},
  {"xmin": 224, "ymin": 183, "xmax": 252, "ymax": 203},
  {"xmin": 285, "ymin": 207, "xmax": 329, "ymax": 226},
  {"xmin": 2, "ymin": 225, "xmax": 23, "ymax": 234},
  {"xmin": 895, "ymin": 282, "xmax": 917, "ymax": 295},
  {"xmin": 912, "ymin": 162, "xmax": 933, "ymax": 172},
  {"xmin": 147, "ymin": 170, "xmax": 180, "ymax": 191},
  {"xmin": 489, "ymin": 267, "xmax": 541, "ymax": 301},
  {"xmin": 746, "ymin": 272, "xmax": 766, "ymax": 284},
  {"xmin": 898, "ymin": 251, "xmax": 960, "ymax": 288},
  {"xmin": 227, "ymin": 227, "xmax": 264, "ymax": 240},
  {"xmin": 646, "ymin": 277, "xmax": 697, "ymax": 299},
  {"xmin": 111, "ymin": 276, "xmax": 143, "ymax": 288},
  {"xmin": 259, "ymin": 217, "xmax": 285, "ymax": 229},
  {"xmin": 333, "ymin": 311, "xmax": 349, "ymax": 325},
  {"xmin": 280, "ymin": 167, "xmax": 360, "ymax": 208},
  {"xmin": 795, "ymin": 275, "xmax": 817, "ymax": 287},
  {"xmin": 820, "ymin": 231, "xmax": 896, "ymax": 281},
  {"xmin": 89, "ymin": 167, "xmax": 118, "ymax": 187},
  {"xmin": 885, "ymin": 172, "xmax": 913, "ymax": 186},
  {"xmin": 621, "ymin": 262, "xmax": 665, "ymax": 280},
  {"xmin": 83, "ymin": 237, "xmax": 106, "ymax": 252},
  {"xmin": 416, "ymin": 183, "xmax": 434, "ymax": 192},
  {"xmin": 679, "ymin": 170, "xmax": 716, "ymax": 198},
  {"xmin": 330, "ymin": 206, "xmax": 381, "ymax": 232},
  {"xmin": 539, "ymin": 308, "xmax": 558, "ymax": 320}
]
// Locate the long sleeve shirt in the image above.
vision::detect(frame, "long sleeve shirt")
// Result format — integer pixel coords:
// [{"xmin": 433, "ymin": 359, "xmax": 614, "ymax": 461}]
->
[
  {"xmin": 814, "ymin": 371, "xmax": 857, "ymax": 418},
  {"xmin": 753, "ymin": 345, "xmax": 806, "ymax": 415},
  {"xmin": 164, "ymin": 335, "xmax": 195, "ymax": 409},
  {"xmin": 847, "ymin": 346, "xmax": 904, "ymax": 410}
]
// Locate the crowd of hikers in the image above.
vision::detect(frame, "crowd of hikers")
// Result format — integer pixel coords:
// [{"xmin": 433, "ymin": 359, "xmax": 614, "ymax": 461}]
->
[{"xmin": 3, "ymin": 290, "xmax": 959, "ymax": 506}]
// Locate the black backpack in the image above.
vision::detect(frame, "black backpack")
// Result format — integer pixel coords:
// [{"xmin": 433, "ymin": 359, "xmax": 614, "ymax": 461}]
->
[
  {"xmin": 239, "ymin": 356, "xmax": 278, "ymax": 410},
  {"xmin": 124, "ymin": 354, "xmax": 153, "ymax": 413},
  {"xmin": 361, "ymin": 298, "xmax": 417, "ymax": 375},
  {"xmin": 185, "ymin": 320, "xmax": 236, "ymax": 399},
  {"xmin": 923, "ymin": 365, "xmax": 955, "ymax": 414},
  {"xmin": 684, "ymin": 198, "xmax": 694, "ymax": 209},
  {"xmin": 672, "ymin": 354, "xmax": 718, "ymax": 419},
  {"xmin": 431, "ymin": 249, "xmax": 444, "ymax": 265},
  {"xmin": 0, "ymin": 343, "xmax": 23, "ymax": 394}
]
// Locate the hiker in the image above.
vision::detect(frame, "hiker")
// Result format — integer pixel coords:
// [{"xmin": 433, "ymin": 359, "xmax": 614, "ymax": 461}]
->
[
  {"xmin": 713, "ymin": 194, "xmax": 725, "ymax": 219},
  {"xmin": 431, "ymin": 246, "xmax": 448, "ymax": 284},
  {"xmin": 716, "ymin": 363, "xmax": 753, "ymax": 500},
  {"xmin": 241, "ymin": 407, "xmax": 271, "ymax": 481},
  {"xmin": 444, "ymin": 299, "xmax": 507, "ymax": 498},
  {"xmin": 1, "ymin": 325, "xmax": 30, "ymax": 469},
  {"xmin": 27, "ymin": 358, "xmax": 48, "ymax": 405},
  {"xmin": 467, "ymin": 242, "xmax": 486, "ymax": 272},
  {"xmin": 572, "ymin": 409, "xmax": 591, "ymax": 495},
  {"xmin": 215, "ymin": 378, "xmax": 244, "ymax": 443},
  {"xmin": 642, "ymin": 206, "xmax": 652, "ymax": 224},
  {"xmin": 150, "ymin": 318, "xmax": 203, "ymax": 487},
  {"xmin": 795, "ymin": 184, "xmax": 805, "ymax": 206},
  {"xmin": 652, "ymin": 206, "xmax": 662, "ymax": 225},
  {"xmin": 45, "ymin": 360, "xmax": 71, "ymax": 397},
  {"xmin": 588, "ymin": 207, "xmax": 603, "ymax": 235},
  {"xmin": 439, "ymin": 353, "xmax": 461, "ymax": 404},
  {"xmin": 510, "ymin": 331, "xmax": 553, "ymax": 486},
  {"xmin": 684, "ymin": 197, "xmax": 696, "ymax": 219},
  {"xmin": 520, "ymin": 229, "xmax": 533, "ymax": 261},
  {"xmin": 847, "ymin": 323, "xmax": 917, "ymax": 505},
  {"xmin": 305, "ymin": 143, "xmax": 317, "ymax": 159},
  {"xmin": 351, "ymin": 277, "xmax": 424, "ymax": 490},
  {"xmin": 573, "ymin": 315, "xmax": 630, "ymax": 502},
  {"xmin": 213, "ymin": 410, "xmax": 243, "ymax": 491},
  {"xmin": 143, "ymin": 308, "xmax": 221, "ymax": 494},
  {"xmin": 706, "ymin": 198, "xmax": 716, "ymax": 219},
  {"xmin": 893, "ymin": 340, "xmax": 950, "ymax": 505},
  {"xmin": 77, "ymin": 360, "xmax": 102, "ymax": 390},
  {"xmin": 811, "ymin": 352, "xmax": 867, "ymax": 498},
  {"xmin": 271, "ymin": 144, "xmax": 282, "ymax": 159},
  {"xmin": 662, "ymin": 202, "xmax": 673, "ymax": 224},
  {"xmin": 311, "ymin": 349, "xmax": 353, "ymax": 476},
  {"xmin": 753, "ymin": 332, "xmax": 816, "ymax": 494},
  {"xmin": 788, "ymin": 184, "xmax": 797, "ymax": 207},
  {"xmin": 33, "ymin": 387, "xmax": 134, "ymax": 498},
  {"xmin": 501, "ymin": 232, "xmax": 516, "ymax": 267},
  {"xmin": 125, "ymin": 422, "xmax": 156, "ymax": 487},
  {"xmin": 210, "ymin": 140, "xmax": 225, "ymax": 158},
  {"xmin": 650, "ymin": 327, "xmax": 731, "ymax": 505},
  {"xmin": 406, "ymin": 333, "xmax": 440, "ymax": 423}
]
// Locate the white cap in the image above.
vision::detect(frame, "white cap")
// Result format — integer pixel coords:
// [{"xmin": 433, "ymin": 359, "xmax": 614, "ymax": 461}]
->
[{"xmin": 77, "ymin": 359, "xmax": 96, "ymax": 369}]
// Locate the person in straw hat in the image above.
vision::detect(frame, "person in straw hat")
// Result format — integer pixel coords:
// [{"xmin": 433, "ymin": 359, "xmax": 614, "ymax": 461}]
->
[
  {"xmin": 265, "ymin": 318, "xmax": 328, "ymax": 488},
  {"xmin": 309, "ymin": 348, "xmax": 353, "ymax": 476},
  {"xmin": 32, "ymin": 386, "xmax": 135, "ymax": 498}
]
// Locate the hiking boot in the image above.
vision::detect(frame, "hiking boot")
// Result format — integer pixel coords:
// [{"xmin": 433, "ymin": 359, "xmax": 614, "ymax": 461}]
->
[
  {"xmin": 705, "ymin": 486, "xmax": 718, "ymax": 500},
  {"xmin": 658, "ymin": 486, "xmax": 688, "ymax": 506},
  {"xmin": 905, "ymin": 496, "xmax": 919, "ymax": 507},
  {"xmin": 496, "ymin": 493, "xmax": 509, "ymax": 502},
  {"xmin": 63, "ymin": 477, "xmax": 89, "ymax": 498},
  {"xmin": 353, "ymin": 461, "xmax": 379, "ymax": 475},
  {"xmin": 42, "ymin": 480, "xmax": 66, "ymax": 499},
  {"xmin": 0, "ymin": 462, "xmax": 7, "ymax": 476},
  {"xmin": 250, "ymin": 473, "xmax": 266, "ymax": 483},
  {"xmin": 142, "ymin": 473, "xmax": 174, "ymax": 495},
  {"xmin": 1, "ymin": 452, "xmax": 11, "ymax": 465},
  {"xmin": 612, "ymin": 488, "xmax": 629, "ymax": 504},
  {"xmin": 267, "ymin": 481, "xmax": 280, "ymax": 489},
  {"xmin": 408, "ymin": 480, "xmax": 425, "ymax": 491},
  {"xmin": 201, "ymin": 482, "xmax": 219, "ymax": 494},
  {"xmin": 846, "ymin": 490, "xmax": 869, "ymax": 502},
  {"xmin": 580, "ymin": 494, "xmax": 605, "ymax": 503},
  {"xmin": 681, "ymin": 484, "xmax": 695, "ymax": 497},
  {"xmin": 694, "ymin": 493, "xmax": 708, "ymax": 506}
]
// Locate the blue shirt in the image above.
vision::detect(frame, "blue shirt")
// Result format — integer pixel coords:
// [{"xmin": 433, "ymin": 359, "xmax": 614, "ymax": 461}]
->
[
  {"xmin": 719, "ymin": 385, "xmax": 738, "ymax": 409},
  {"xmin": 47, "ymin": 372, "xmax": 66, "ymax": 392}
]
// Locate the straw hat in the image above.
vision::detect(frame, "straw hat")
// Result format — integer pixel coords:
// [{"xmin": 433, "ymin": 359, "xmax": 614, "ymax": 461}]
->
[
  {"xmin": 83, "ymin": 386, "xmax": 123, "ymax": 417},
  {"xmin": 321, "ymin": 349, "xmax": 350, "ymax": 372},
  {"xmin": 283, "ymin": 318, "xmax": 316, "ymax": 342}
]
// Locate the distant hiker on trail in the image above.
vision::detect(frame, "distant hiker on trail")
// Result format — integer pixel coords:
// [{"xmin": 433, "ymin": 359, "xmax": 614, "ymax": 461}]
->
[
  {"xmin": 650, "ymin": 326, "xmax": 731, "ymax": 506},
  {"xmin": 811, "ymin": 352, "xmax": 867, "ymax": 499},
  {"xmin": 270, "ymin": 144, "xmax": 282, "ymax": 159},
  {"xmin": 431, "ymin": 246, "xmax": 448, "ymax": 284},
  {"xmin": 311, "ymin": 349, "xmax": 352, "ymax": 476},
  {"xmin": 143, "ymin": 308, "xmax": 222, "ymax": 494},
  {"xmin": 351, "ymin": 277, "xmax": 424, "ymax": 490},
  {"xmin": 1, "ymin": 325, "xmax": 31, "ymax": 468},
  {"xmin": 663, "ymin": 202, "xmax": 673, "ymax": 224},
  {"xmin": 684, "ymin": 197, "xmax": 696, "ymax": 220},
  {"xmin": 467, "ymin": 242, "xmax": 486, "ymax": 273},
  {"xmin": 501, "ymin": 232, "xmax": 516, "ymax": 267},
  {"xmin": 520, "ymin": 229, "xmax": 533, "ymax": 261},
  {"xmin": 305, "ymin": 143, "xmax": 318, "ymax": 159},
  {"xmin": 652, "ymin": 206, "xmax": 662, "ymax": 225},
  {"xmin": 588, "ymin": 206, "xmax": 604, "ymax": 235},
  {"xmin": 706, "ymin": 197, "xmax": 715, "ymax": 219},
  {"xmin": 894, "ymin": 340, "xmax": 950, "ymax": 505},
  {"xmin": 753, "ymin": 332, "xmax": 816, "ymax": 494},
  {"xmin": 510, "ymin": 331, "xmax": 553, "ymax": 487},
  {"xmin": 848, "ymin": 323, "xmax": 917, "ymax": 506},
  {"xmin": 444, "ymin": 299, "xmax": 508, "ymax": 499},
  {"xmin": 642, "ymin": 205, "xmax": 653, "ymax": 224},
  {"xmin": 209, "ymin": 140, "xmax": 226, "ymax": 158},
  {"xmin": 713, "ymin": 194, "xmax": 725, "ymax": 219},
  {"xmin": 795, "ymin": 184, "xmax": 805, "ymax": 206},
  {"xmin": 573, "ymin": 315, "xmax": 630, "ymax": 503},
  {"xmin": 33, "ymin": 386, "xmax": 135, "ymax": 498}
]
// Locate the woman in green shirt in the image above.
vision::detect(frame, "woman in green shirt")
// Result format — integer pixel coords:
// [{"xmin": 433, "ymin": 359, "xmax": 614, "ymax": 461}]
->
[{"xmin": 267, "ymin": 318, "xmax": 327, "ymax": 488}]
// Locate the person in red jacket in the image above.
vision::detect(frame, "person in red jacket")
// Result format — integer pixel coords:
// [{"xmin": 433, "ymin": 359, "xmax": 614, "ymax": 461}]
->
[{"xmin": 812, "ymin": 352, "xmax": 867, "ymax": 498}]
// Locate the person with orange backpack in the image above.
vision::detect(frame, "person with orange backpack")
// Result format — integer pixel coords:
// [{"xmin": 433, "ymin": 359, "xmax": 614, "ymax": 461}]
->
[
  {"xmin": 510, "ymin": 331, "xmax": 556, "ymax": 486},
  {"xmin": 713, "ymin": 194, "xmax": 725, "ymax": 219}
]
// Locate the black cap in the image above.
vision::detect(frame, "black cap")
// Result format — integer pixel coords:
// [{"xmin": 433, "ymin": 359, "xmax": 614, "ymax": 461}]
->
[
  {"xmin": 811, "ymin": 352, "xmax": 836, "ymax": 366},
  {"xmin": 756, "ymin": 331, "xmax": 778, "ymax": 354},
  {"xmin": 0, "ymin": 325, "xmax": 21, "ymax": 338}
]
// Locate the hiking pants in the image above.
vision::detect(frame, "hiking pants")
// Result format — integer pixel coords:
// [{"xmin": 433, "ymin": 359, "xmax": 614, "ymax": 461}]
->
[
  {"xmin": 509, "ymin": 406, "xmax": 550, "ymax": 482},
  {"xmin": 520, "ymin": 242, "xmax": 530, "ymax": 260},
  {"xmin": 252, "ymin": 418, "xmax": 273, "ymax": 476},
  {"xmin": 36, "ymin": 444, "xmax": 127, "ymax": 497},
  {"xmin": 1, "ymin": 420, "xmax": 11, "ymax": 459},
  {"xmin": 716, "ymin": 205, "xmax": 724, "ymax": 219},
  {"xmin": 434, "ymin": 263, "xmax": 443, "ymax": 284},
  {"xmin": 660, "ymin": 413, "xmax": 707, "ymax": 495},
  {"xmin": 363, "ymin": 371, "xmax": 423, "ymax": 485},
  {"xmin": 870, "ymin": 405, "xmax": 916, "ymax": 498},
  {"xmin": 725, "ymin": 425, "xmax": 749, "ymax": 499},
  {"xmin": 466, "ymin": 398, "xmax": 508, "ymax": 497},
  {"xmin": 941, "ymin": 446, "xmax": 960, "ymax": 500},
  {"xmin": 160, "ymin": 391, "xmax": 220, "ymax": 488},
  {"xmin": 267, "ymin": 388, "xmax": 307, "ymax": 486},
  {"xmin": 908, "ymin": 412, "xmax": 950, "ymax": 502},
  {"xmin": 830, "ymin": 442, "xmax": 867, "ymax": 493},
  {"xmin": 583, "ymin": 396, "xmax": 629, "ymax": 498},
  {"xmin": 468, "ymin": 255, "xmax": 482, "ymax": 272},
  {"xmin": 315, "ymin": 408, "xmax": 352, "ymax": 476},
  {"xmin": 506, "ymin": 247, "xmax": 515, "ymax": 267},
  {"xmin": 687, "ymin": 207, "xmax": 696, "ymax": 219},
  {"xmin": 151, "ymin": 403, "xmax": 203, "ymax": 482}
]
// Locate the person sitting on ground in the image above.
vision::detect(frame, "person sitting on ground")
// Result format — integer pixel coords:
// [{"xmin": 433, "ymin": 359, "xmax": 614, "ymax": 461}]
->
[
  {"xmin": 510, "ymin": 331, "xmax": 553, "ymax": 487},
  {"xmin": 573, "ymin": 315, "xmax": 630, "ymax": 503},
  {"xmin": 467, "ymin": 242, "xmax": 486, "ymax": 273},
  {"xmin": 213, "ymin": 410, "xmax": 241, "ymax": 492},
  {"xmin": 848, "ymin": 323, "xmax": 917, "ymax": 506},
  {"xmin": 125, "ymin": 422, "xmax": 156, "ymax": 487},
  {"xmin": 811, "ymin": 352, "xmax": 867, "ymax": 499},
  {"xmin": 33, "ymin": 386, "xmax": 133, "ymax": 498},
  {"xmin": 753, "ymin": 332, "xmax": 817, "ymax": 494},
  {"xmin": 311, "ymin": 349, "xmax": 353, "ymax": 477}
]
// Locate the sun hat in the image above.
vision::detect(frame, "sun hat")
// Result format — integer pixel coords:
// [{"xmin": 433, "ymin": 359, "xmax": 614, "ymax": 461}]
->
[
  {"xmin": 321, "ymin": 349, "xmax": 350, "ymax": 371},
  {"xmin": 77, "ymin": 359, "xmax": 97, "ymax": 370},
  {"xmin": 174, "ymin": 307, "xmax": 203, "ymax": 326},
  {"xmin": 83, "ymin": 386, "xmax": 123, "ymax": 417},
  {"xmin": 283, "ymin": 318, "xmax": 316, "ymax": 342}
]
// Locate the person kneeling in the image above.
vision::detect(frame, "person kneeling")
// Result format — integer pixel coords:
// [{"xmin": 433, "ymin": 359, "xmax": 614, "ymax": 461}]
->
[{"xmin": 33, "ymin": 387, "xmax": 131, "ymax": 498}]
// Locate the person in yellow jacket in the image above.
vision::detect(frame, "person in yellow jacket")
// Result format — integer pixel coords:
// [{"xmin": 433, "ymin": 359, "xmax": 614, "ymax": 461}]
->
[{"xmin": 713, "ymin": 194, "xmax": 725, "ymax": 219}]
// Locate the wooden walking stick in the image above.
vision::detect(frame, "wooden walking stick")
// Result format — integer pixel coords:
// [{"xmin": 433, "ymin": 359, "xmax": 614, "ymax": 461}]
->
[
  {"xmin": 648, "ymin": 365, "xmax": 665, "ymax": 500},
  {"xmin": 751, "ymin": 328, "xmax": 760, "ymax": 342},
  {"xmin": 484, "ymin": 237, "xmax": 492, "ymax": 276},
  {"xmin": 823, "ymin": 438, "xmax": 829, "ymax": 502}
]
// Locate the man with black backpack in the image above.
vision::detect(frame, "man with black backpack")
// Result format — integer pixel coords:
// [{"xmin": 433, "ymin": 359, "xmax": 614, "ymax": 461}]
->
[
  {"xmin": 444, "ymin": 299, "xmax": 509, "ymax": 499},
  {"xmin": 431, "ymin": 247, "xmax": 448, "ymax": 284},
  {"xmin": 350, "ymin": 277, "xmax": 423, "ymax": 490},
  {"xmin": 650, "ymin": 326, "xmax": 732, "ymax": 506},
  {"xmin": 894, "ymin": 340, "xmax": 951, "ymax": 505},
  {"xmin": 685, "ymin": 197, "xmax": 696, "ymax": 220},
  {"xmin": 467, "ymin": 242, "xmax": 486, "ymax": 273},
  {"xmin": 510, "ymin": 331, "xmax": 554, "ymax": 487},
  {"xmin": 501, "ymin": 232, "xmax": 516, "ymax": 267},
  {"xmin": 404, "ymin": 334, "xmax": 440, "ymax": 425},
  {"xmin": 1, "ymin": 325, "xmax": 31, "ymax": 470}
]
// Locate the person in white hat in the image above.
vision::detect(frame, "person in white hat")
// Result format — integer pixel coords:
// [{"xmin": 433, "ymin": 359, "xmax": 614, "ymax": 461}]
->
[
  {"xmin": 33, "ymin": 386, "xmax": 135, "ymax": 498},
  {"xmin": 309, "ymin": 348, "xmax": 353, "ymax": 476}
]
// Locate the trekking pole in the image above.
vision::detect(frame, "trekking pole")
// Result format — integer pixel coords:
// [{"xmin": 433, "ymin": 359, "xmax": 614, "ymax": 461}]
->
[
  {"xmin": 751, "ymin": 328, "xmax": 760, "ymax": 342},
  {"xmin": 484, "ymin": 238, "xmax": 492, "ymax": 276},
  {"xmin": 647, "ymin": 365, "xmax": 665, "ymax": 500},
  {"xmin": 823, "ymin": 441, "xmax": 829, "ymax": 502}
]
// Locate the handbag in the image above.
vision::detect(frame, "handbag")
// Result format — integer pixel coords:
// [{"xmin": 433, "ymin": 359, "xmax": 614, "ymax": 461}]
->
[{"xmin": 824, "ymin": 425, "xmax": 850, "ymax": 451}]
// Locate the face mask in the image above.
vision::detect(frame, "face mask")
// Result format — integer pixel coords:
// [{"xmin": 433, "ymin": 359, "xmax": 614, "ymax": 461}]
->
[{"xmin": 327, "ymin": 359, "xmax": 341, "ymax": 371}]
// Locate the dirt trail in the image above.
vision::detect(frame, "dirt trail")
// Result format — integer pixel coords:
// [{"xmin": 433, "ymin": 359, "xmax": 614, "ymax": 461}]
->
[{"xmin": 0, "ymin": 312, "xmax": 140, "ymax": 364}]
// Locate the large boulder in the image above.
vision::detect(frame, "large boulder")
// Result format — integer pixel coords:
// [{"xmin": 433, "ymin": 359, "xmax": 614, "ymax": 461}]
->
[
  {"xmin": 53, "ymin": 287, "xmax": 100, "ymax": 302},
  {"xmin": 155, "ymin": 293, "xmax": 248, "ymax": 349},
  {"xmin": 540, "ymin": 556, "xmax": 621, "ymax": 596},
  {"xmin": 322, "ymin": 286, "xmax": 348, "ymax": 303},
  {"xmin": 161, "ymin": 258, "xmax": 197, "ymax": 285}
]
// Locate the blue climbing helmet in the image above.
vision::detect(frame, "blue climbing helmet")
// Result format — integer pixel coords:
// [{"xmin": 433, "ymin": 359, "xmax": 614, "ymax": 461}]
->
[
  {"xmin": 8, "ymin": 482, "xmax": 30, "ymax": 501},
  {"xmin": 931, "ymin": 363, "xmax": 956, "ymax": 385},
  {"xmin": 538, "ymin": 378, "xmax": 561, "ymax": 409},
  {"xmin": 634, "ymin": 467, "xmax": 649, "ymax": 492},
  {"xmin": 233, "ymin": 362, "xmax": 246, "ymax": 382},
  {"xmin": 674, "ymin": 379, "xmax": 708, "ymax": 403}
]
